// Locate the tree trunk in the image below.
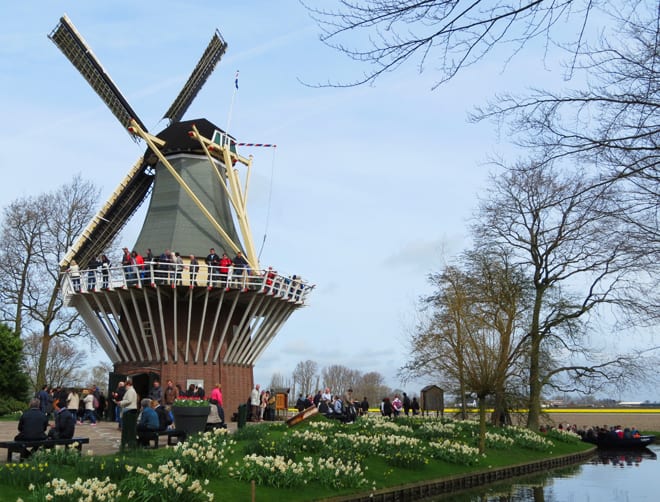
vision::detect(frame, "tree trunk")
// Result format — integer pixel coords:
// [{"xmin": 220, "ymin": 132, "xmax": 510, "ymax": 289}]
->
[
  {"xmin": 36, "ymin": 329, "xmax": 52, "ymax": 390},
  {"xmin": 491, "ymin": 389, "xmax": 510, "ymax": 426},
  {"xmin": 526, "ymin": 288, "xmax": 544, "ymax": 431},
  {"xmin": 478, "ymin": 396, "xmax": 487, "ymax": 453}
]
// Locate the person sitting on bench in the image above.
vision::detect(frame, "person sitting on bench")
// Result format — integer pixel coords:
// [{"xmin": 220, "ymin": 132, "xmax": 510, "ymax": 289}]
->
[
  {"xmin": 137, "ymin": 398, "xmax": 159, "ymax": 446},
  {"xmin": 152, "ymin": 400, "xmax": 173, "ymax": 431},
  {"xmin": 48, "ymin": 402, "xmax": 76, "ymax": 439},
  {"xmin": 15, "ymin": 399, "xmax": 48, "ymax": 441}
]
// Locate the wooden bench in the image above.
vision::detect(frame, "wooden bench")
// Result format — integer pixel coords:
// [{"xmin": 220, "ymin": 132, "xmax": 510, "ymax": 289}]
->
[
  {"xmin": 141, "ymin": 429, "xmax": 187, "ymax": 448},
  {"xmin": 0, "ymin": 437, "xmax": 90, "ymax": 462}
]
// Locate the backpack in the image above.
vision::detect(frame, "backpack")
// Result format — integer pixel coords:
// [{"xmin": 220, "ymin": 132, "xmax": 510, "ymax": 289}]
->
[{"xmin": 93, "ymin": 395, "xmax": 99, "ymax": 408}]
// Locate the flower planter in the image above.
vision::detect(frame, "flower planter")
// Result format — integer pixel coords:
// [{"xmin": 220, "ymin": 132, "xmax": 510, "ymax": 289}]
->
[{"xmin": 171, "ymin": 405, "xmax": 210, "ymax": 436}]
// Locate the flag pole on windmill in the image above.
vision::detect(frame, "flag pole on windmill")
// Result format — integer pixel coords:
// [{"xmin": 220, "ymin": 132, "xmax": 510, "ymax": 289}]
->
[{"xmin": 226, "ymin": 70, "xmax": 239, "ymax": 135}]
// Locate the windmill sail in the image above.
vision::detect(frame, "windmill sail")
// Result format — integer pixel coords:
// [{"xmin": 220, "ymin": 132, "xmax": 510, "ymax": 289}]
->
[
  {"xmin": 48, "ymin": 14, "xmax": 148, "ymax": 135},
  {"xmin": 163, "ymin": 31, "xmax": 228, "ymax": 123}
]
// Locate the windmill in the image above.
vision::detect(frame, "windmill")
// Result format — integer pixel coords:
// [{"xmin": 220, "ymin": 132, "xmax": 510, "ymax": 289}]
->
[{"xmin": 50, "ymin": 15, "xmax": 311, "ymax": 413}]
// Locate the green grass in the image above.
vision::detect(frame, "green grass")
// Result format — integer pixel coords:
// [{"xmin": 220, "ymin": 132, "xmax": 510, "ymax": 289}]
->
[{"xmin": 0, "ymin": 417, "xmax": 608, "ymax": 502}]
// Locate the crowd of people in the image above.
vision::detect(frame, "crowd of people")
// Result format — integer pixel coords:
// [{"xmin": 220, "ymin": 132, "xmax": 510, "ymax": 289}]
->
[
  {"xmin": 248, "ymin": 384, "xmax": 277, "ymax": 422},
  {"xmin": 109, "ymin": 378, "xmax": 226, "ymax": 447},
  {"xmin": 291, "ymin": 388, "xmax": 421, "ymax": 424},
  {"xmin": 14, "ymin": 384, "xmax": 108, "ymax": 443},
  {"xmin": 66, "ymin": 246, "xmax": 309, "ymax": 301},
  {"xmin": 33, "ymin": 384, "xmax": 107, "ymax": 426},
  {"xmin": 570, "ymin": 424, "xmax": 643, "ymax": 441},
  {"xmin": 379, "ymin": 392, "xmax": 420, "ymax": 417}
]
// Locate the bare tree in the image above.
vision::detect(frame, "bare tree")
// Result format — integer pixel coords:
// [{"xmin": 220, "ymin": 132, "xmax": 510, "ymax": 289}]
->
[
  {"xmin": 292, "ymin": 360, "xmax": 319, "ymax": 397},
  {"xmin": 352, "ymin": 371, "xmax": 390, "ymax": 408},
  {"xmin": 90, "ymin": 362, "xmax": 113, "ymax": 394},
  {"xmin": 22, "ymin": 332, "xmax": 86, "ymax": 389},
  {"xmin": 304, "ymin": 0, "xmax": 616, "ymax": 88},
  {"xmin": 401, "ymin": 248, "xmax": 529, "ymax": 445},
  {"xmin": 475, "ymin": 159, "xmax": 654, "ymax": 430},
  {"xmin": 0, "ymin": 176, "xmax": 100, "ymax": 390},
  {"xmin": 269, "ymin": 372, "xmax": 290, "ymax": 392},
  {"xmin": 472, "ymin": 7, "xmax": 660, "ymax": 282},
  {"xmin": 322, "ymin": 364, "xmax": 360, "ymax": 398}
]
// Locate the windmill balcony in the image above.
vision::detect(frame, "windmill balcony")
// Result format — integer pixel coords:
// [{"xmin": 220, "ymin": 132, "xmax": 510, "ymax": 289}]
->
[
  {"xmin": 59, "ymin": 262, "xmax": 313, "ymax": 368},
  {"xmin": 61, "ymin": 263, "xmax": 312, "ymax": 303}
]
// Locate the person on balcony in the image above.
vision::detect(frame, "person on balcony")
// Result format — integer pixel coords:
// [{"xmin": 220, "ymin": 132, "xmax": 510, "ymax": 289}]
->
[
  {"xmin": 220, "ymin": 252, "xmax": 232, "ymax": 288},
  {"xmin": 101, "ymin": 254, "xmax": 111, "ymax": 289},
  {"xmin": 205, "ymin": 248, "xmax": 220, "ymax": 287},
  {"xmin": 233, "ymin": 251, "xmax": 249, "ymax": 289},
  {"xmin": 87, "ymin": 256, "xmax": 101, "ymax": 291},
  {"xmin": 68, "ymin": 260, "xmax": 81, "ymax": 292},
  {"xmin": 189, "ymin": 255, "xmax": 199, "ymax": 286},
  {"xmin": 121, "ymin": 247, "xmax": 134, "ymax": 285}
]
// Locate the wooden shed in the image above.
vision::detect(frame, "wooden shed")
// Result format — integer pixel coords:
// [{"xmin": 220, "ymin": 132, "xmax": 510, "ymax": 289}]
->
[{"xmin": 420, "ymin": 385, "xmax": 444, "ymax": 417}]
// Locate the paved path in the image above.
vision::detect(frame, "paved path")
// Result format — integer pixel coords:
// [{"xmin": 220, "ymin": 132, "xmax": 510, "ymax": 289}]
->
[{"xmin": 0, "ymin": 419, "xmax": 239, "ymax": 462}]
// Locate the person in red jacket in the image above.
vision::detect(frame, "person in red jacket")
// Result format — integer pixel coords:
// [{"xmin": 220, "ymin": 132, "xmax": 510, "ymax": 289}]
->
[{"xmin": 219, "ymin": 253, "xmax": 232, "ymax": 288}]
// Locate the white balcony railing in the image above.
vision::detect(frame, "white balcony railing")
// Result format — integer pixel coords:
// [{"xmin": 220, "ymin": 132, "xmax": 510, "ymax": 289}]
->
[{"xmin": 61, "ymin": 262, "xmax": 312, "ymax": 304}]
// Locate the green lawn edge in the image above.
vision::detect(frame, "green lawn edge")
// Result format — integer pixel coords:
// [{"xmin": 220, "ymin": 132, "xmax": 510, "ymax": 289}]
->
[{"xmin": 1, "ymin": 421, "xmax": 655, "ymax": 502}]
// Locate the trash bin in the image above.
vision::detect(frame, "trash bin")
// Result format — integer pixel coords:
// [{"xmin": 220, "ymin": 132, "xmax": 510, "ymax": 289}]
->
[{"xmin": 237, "ymin": 403, "xmax": 247, "ymax": 429}]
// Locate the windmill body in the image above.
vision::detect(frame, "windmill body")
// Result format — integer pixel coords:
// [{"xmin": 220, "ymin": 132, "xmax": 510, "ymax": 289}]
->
[
  {"xmin": 133, "ymin": 119, "xmax": 244, "ymax": 257},
  {"xmin": 51, "ymin": 15, "xmax": 311, "ymax": 415}
]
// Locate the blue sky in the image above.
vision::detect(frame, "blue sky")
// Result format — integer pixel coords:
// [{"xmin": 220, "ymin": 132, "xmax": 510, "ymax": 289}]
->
[{"xmin": 2, "ymin": 2, "xmax": 653, "ymax": 402}]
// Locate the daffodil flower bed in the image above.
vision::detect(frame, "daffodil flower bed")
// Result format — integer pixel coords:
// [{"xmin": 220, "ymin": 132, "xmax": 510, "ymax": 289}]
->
[
  {"xmin": 501, "ymin": 426, "xmax": 554, "ymax": 451},
  {"xmin": 427, "ymin": 439, "xmax": 483, "ymax": 465},
  {"xmin": 485, "ymin": 431, "xmax": 516, "ymax": 449},
  {"xmin": 0, "ymin": 461, "xmax": 52, "ymax": 488},
  {"xmin": 544, "ymin": 428, "xmax": 582, "ymax": 443},
  {"xmin": 165, "ymin": 428, "xmax": 234, "ymax": 478},
  {"xmin": 2, "ymin": 415, "xmax": 592, "ymax": 501},
  {"xmin": 229, "ymin": 454, "xmax": 370, "ymax": 490}
]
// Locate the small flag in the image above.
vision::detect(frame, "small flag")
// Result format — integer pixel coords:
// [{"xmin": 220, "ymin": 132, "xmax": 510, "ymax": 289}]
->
[{"xmin": 234, "ymin": 70, "xmax": 239, "ymax": 90}]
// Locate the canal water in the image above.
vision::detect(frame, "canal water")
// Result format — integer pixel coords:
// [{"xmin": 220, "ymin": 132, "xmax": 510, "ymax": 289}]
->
[{"xmin": 439, "ymin": 444, "xmax": 658, "ymax": 501}]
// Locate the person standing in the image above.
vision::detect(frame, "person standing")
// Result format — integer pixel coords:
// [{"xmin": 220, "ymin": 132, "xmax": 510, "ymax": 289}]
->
[
  {"xmin": 392, "ymin": 395, "xmax": 403, "ymax": 417},
  {"xmin": 360, "ymin": 396, "xmax": 370, "ymax": 416},
  {"xmin": 131, "ymin": 250, "xmax": 145, "ymax": 285},
  {"xmin": 219, "ymin": 252, "xmax": 232, "ymax": 288},
  {"xmin": 118, "ymin": 380, "xmax": 138, "ymax": 450},
  {"xmin": 210, "ymin": 383, "xmax": 225, "ymax": 424},
  {"xmin": 68, "ymin": 260, "xmax": 81, "ymax": 292},
  {"xmin": 250, "ymin": 384, "xmax": 261, "ymax": 422},
  {"xmin": 174, "ymin": 252, "xmax": 184, "ymax": 285},
  {"xmin": 189, "ymin": 255, "xmax": 199, "ymax": 286},
  {"xmin": 66, "ymin": 388, "xmax": 80, "ymax": 424},
  {"xmin": 403, "ymin": 392, "xmax": 411, "ymax": 416},
  {"xmin": 411, "ymin": 397, "xmax": 420, "ymax": 416},
  {"xmin": 205, "ymin": 248, "xmax": 220, "ymax": 287},
  {"xmin": 14, "ymin": 399, "xmax": 48, "ymax": 441},
  {"xmin": 87, "ymin": 256, "xmax": 101, "ymax": 291},
  {"xmin": 101, "ymin": 254, "xmax": 111, "ymax": 289},
  {"xmin": 259, "ymin": 390, "xmax": 269, "ymax": 421},
  {"xmin": 112, "ymin": 381, "xmax": 126, "ymax": 428},
  {"xmin": 81, "ymin": 390, "xmax": 97, "ymax": 425},
  {"xmin": 37, "ymin": 385, "xmax": 51, "ymax": 417},
  {"xmin": 158, "ymin": 249, "xmax": 173, "ymax": 285},
  {"xmin": 148, "ymin": 380, "xmax": 163, "ymax": 404},
  {"xmin": 232, "ymin": 251, "xmax": 249, "ymax": 289},
  {"xmin": 163, "ymin": 380, "xmax": 177, "ymax": 406}
]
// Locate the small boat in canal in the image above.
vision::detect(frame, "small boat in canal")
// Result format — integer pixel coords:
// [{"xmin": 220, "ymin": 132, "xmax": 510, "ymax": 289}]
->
[{"xmin": 582, "ymin": 433, "xmax": 655, "ymax": 448}]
